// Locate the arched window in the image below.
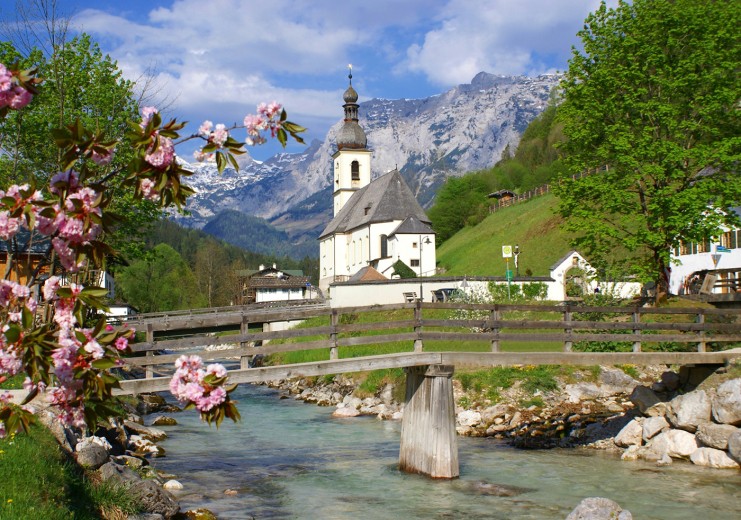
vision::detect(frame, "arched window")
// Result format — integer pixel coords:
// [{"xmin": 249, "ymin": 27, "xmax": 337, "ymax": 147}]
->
[
  {"xmin": 380, "ymin": 234, "xmax": 388, "ymax": 258},
  {"xmin": 351, "ymin": 160, "xmax": 360, "ymax": 181}
]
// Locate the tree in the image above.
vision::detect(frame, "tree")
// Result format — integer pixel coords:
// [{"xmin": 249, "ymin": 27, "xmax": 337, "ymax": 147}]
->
[
  {"xmin": 555, "ymin": 0, "xmax": 741, "ymax": 300},
  {"xmin": 117, "ymin": 244, "xmax": 205, "ymax": 313}
]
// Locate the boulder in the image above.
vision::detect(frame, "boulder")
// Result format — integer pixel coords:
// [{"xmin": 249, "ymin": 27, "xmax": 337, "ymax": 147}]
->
[
  {"xmin": 129, "ymin": 480, "xmax": 180, "ymax": 519},
  {"xmin": 457, "ymin": 410, "xmax": 482, "ymax": 427},
  {"xmin": 648, "ymin": 430, "xmax": 698, "ymax": 460},
  {"xmin": 642, "ymin": 416, "xmax": 669, "ymax": 442},
  {"xmin": 136, "ymin": 393, "xmax": 169, "ymax": 415},
  {"xmin": 151, "ymin": 416, "xmax": 178, "ymax": 427},
  {"xmin": 660, "ymin": 371, "xmax": 680, "ymax": 392},
  {"xmin": 566, "ymin": 497, "xmax": 632, "ymax": 520},
  {"xmin": 630, "ymin": 386, "xmax": 661, "ymax": 414},
  {"xmin": 711, "ymin": 379, "xmax": 741, "ymax": 426},
  {"xmin": 332, "ymin": 405, "xmax": 360, "ymax": 418},
  {"xmin": 98, "ymin": 461, "xmax": 140, "ymax": 485},
  {"xmin": 182, "ymin": 509, "xmax": 219, "ymax": 520},
  {"xmin": 76, "ymin": 444, "xmax": 110, "ymax": 470},
  {"xmin": 565, "ymin": 383, "xmax": 609, "ymax": 403},
  {"xmin": 599, "ymin": 368, "xmax": 638, "ymax": 391},
  {"xmin": 480, "ymin": 404, "xmax": 509, "ymax": 424},
  {"xmin": 76, "ymin": 435, "xmax": 112, "ymax": 452},
  {"xmin": 690, "ymin": 447, "xmax": 740, "ymax": 469},
  {"xmin": 128, "ymin": 434, "xmax": 166, "ymax": 457},
  {"xmin": 614, "ymin": 419, "xmax": 643, "ymax": 448},
  {"xmin": 163, "ymin": 480, "xmax": 184, "ymax": 491},
  {"xmin": 728, "ymin": 430, "xmax": 741, "ymax": 464},
  {"xmin": 643, "ymin": 402, "xmax": 669, "ymax": 418},
  {"xmin": 695, "ymin": 422, "xmax": 738, "ymax": 450},
  {"xmin": 667, "ymin": 390, "xmax": 711, "ymax": 432},
  {"xmin": 125, "ymin": 420, "xmax": 168, "ymax": 442}
]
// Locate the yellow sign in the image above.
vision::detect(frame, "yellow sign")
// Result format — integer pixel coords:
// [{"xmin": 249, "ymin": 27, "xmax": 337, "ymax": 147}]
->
[{"xmin": 502, "ymin": 245, "xmax": 513, "ymax": 258}]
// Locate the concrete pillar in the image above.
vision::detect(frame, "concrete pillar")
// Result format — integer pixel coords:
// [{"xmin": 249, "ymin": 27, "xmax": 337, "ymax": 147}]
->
[{"xmin": 399, "ymin": 364, "xmax": 459, "ymax": 479}]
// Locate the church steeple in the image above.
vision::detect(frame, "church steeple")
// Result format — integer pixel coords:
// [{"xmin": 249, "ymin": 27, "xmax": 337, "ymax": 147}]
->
[
  {"xmin": 336, "ymin": 65, "xmax": 367, "ymax": 150},
  {"xmin": 332, "ymin": 65, "xmax": 372, "ymax": 216}
]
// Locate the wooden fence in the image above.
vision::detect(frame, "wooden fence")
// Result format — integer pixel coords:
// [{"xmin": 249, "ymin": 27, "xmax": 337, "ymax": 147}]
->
[{"xmin": 123, "ymin": 302, "xmax": 741, "ymax": 379}]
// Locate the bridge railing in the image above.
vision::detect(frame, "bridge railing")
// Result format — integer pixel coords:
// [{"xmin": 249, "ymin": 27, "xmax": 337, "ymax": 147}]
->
[{"xmin": 120, "ymin": 302, "xmax": 741, "ymax": 380}]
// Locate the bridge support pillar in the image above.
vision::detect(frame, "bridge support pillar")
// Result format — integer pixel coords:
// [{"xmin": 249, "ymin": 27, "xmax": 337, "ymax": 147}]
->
[{"xmin": 399, "ymin": 364, "xmax": 459, "ymax": 479}]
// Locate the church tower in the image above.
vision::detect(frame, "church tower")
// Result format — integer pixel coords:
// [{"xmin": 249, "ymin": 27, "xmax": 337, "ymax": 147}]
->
[{"xmin": 332, "ymin": 66, "xmax": 372, "ymax": 216}]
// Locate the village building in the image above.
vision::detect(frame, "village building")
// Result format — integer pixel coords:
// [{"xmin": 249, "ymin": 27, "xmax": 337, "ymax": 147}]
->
[
  {"xmin": 237, "ymin": 264, "xmax": 313, "ymax": 304},
  {"xmin": 669, "ymin": 207, "xmax": 741, "ymax": 299},
  {"xmin": 319, "ymin": 73, "xmax": 436, "ymax": 293}
]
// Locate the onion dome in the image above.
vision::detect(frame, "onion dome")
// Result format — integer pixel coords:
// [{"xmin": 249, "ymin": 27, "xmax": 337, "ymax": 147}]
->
[{"xmin": 337, "ymin": 67, "xmax": 367, "ymax": 150}]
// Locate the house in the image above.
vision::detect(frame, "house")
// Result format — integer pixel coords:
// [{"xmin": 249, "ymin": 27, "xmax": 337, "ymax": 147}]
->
[
  {"xmin": 669, "ymin": 207, "xmax": 741, "ymax": 297},
  {"xmin": 319, "ymin": 72, "xmax": 436, "ymax": 293},
  {"xmin": 0, "ymin": 229, "xmax": 50, "ymax": 288},
  {"xmin": 488, "ymin": 189, "xmax": 516, "ymax": 208},
  {"xmin": 237, "ymin": 264, "xmax": 314, "ymax": 304}
]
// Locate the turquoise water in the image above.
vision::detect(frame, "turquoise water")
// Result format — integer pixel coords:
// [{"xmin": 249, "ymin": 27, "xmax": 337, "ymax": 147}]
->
[{"xmin": 152, "ymin": 385, "xmax": 740, "ymax": 519}]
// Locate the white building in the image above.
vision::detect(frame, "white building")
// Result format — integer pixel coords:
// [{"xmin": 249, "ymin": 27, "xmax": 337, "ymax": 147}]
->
[
  {"xmin": 669, "ymin": 207, "xmax": 741, "ymax": 296},
  {"xmin": 319, "ymin": 73, "xmax": 436, "ymax": 293}
]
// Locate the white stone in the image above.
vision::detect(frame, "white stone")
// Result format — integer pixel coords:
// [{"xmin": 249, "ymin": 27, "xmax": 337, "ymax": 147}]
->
[
  {"xmin": 690, "ymin": 447, "xmax": 740, "ymax": 469},
  {"xmin": 642, "ymin": 416, "xmax": 670, "ymax": 442},
  {"xmin": 163, "ymin": 480, "xmax": 184, "ymax": 491},
  {"xmin": 668, "ymin": 390, "xmax": 711, "ymax": 432},
  {"xmin": 332, "ymin": 406, "xmax": 360, "ymax": 418},
  {"xmin": 649, "ymin": 430, "xmax": 698, "ymax": 459},
  {"xmin": 615, "ymin": 419, "xmax": 643, "ymax": 448},
  {"xmin": 457, "ymin": 410, "xmax": 482, "ymax": 427},
  {"xmin": 76, "ymin": 435, "xmax": 112, "ymax": 452},
  {"xmin": 712, "ymin": 379, "xmax": 741, "ymax": 426},
  {"xmin": 566, "ymin": 497, "xmax": 632, "ymax": 520},
  {"xmin": 696, "ymin": 422, "xmax": 738, "ymax": 450}
]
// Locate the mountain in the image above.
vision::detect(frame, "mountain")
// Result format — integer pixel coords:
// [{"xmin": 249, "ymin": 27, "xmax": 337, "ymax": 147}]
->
[{"xmin": 174, "ymin": 72, "xmax": 561, "ymax": 258}]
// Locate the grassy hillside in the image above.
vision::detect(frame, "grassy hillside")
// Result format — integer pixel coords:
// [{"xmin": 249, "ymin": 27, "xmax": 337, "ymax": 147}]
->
[{"xmin": 436, "ymin": 193, "xmax": 574, "ymax": 277}]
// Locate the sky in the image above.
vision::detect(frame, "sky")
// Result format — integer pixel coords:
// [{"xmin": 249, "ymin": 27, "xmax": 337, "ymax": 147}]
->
[{"xmin": 2, "ymin": 0, "xmax": 612, "ymax": 160}]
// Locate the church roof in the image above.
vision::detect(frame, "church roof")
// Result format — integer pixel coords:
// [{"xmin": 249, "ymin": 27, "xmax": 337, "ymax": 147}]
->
[
  {"xmin": 390, "ymin": 215, "xmax": 434, "ymax": 236},
  {"xmin": 320, "ymin": 169, "xmax": 431, "ymax": 238},
  {"xmin": 349, "ymin": 265, "xmax": 387, "ymax": 282}
]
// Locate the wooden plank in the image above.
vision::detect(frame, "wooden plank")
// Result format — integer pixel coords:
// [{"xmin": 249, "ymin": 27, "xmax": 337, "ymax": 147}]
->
[
  {"xmin": 337, "ymin": 320, "xmax": 416, "ymax": 333},
  {"xmin": 337, "ymin": 333, "xmax": 418, "ymax": 347}
]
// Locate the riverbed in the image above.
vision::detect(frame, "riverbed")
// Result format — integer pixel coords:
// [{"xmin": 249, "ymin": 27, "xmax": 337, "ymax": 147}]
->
[{"xmin": 151, "ymin": 384, "xmax": 740, "ymax": 519}]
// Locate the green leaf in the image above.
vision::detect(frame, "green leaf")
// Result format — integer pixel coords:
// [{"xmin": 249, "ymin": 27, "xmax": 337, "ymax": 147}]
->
[{"xmin": 92, "ymin": 358, "xmax": 117, "ymax": 370}]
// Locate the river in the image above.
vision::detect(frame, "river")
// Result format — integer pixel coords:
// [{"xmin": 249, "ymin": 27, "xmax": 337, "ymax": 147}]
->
[{"xmin": 151, "ymin": 384, "xmax": 740, "ymax": 519}]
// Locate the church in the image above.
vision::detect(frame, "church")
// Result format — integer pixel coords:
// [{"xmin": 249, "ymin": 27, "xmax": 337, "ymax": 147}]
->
[{"xmin": 318, "ymin": 72, "xmax": 436, "ymax": 294}]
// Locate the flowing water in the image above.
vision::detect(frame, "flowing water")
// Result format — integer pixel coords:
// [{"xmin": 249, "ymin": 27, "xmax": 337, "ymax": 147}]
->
[{"xmin": 151, "ymin": 385, "xmax": 740, "ymax": 519}]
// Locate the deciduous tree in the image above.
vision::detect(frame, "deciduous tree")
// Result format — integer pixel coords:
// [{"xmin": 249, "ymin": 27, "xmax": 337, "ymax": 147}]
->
[{"xmin": 555, "ymin": 0, "xmax": 741, "ymax": 299}]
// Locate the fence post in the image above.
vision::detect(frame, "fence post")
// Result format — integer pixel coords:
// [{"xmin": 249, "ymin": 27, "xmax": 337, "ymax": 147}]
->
[
  {"xmin": 145, "ymin": 323, "xmax": 154, "ymax": 379},
  {"xmin": 490, "ymin": 305, "xmax": 500, "ymax": 352},
  {"xmin": 240, "ymin": 314, "xmax": 251, "ymax": 369},
  {"xmin": 632, "ymin": 309, "xmax": 641, "ymax": 352},
  {"xmin": 697, "ymin": 312, "xmax": 706, "ymax": 352},
  {"xmin": 414, "ymin": 300, "xmax": 423, "ymax": 352},
  {"xmin": 330, "ymin": 309, "xmax": 339, "ymax": 360},
  {"xmin": 563, "ymin": 305, "xmax": 572, "ymax": 352}
]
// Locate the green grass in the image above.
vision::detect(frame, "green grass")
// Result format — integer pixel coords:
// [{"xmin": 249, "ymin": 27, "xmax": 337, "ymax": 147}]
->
[
  {"xmin": 0, "ymin": 425, "xmax": 140, "ymax": 519},
  {"xmin": 436, "ymin": 193, "xmax": 572, "ymax": 277}
]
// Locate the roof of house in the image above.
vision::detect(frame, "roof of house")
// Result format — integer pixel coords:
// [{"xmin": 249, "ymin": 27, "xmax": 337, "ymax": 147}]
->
[
  {"xmin": 550, "ymin": 250, "xmax": 586, "ymax": 271},
  {"xmin": 349, "ymin": 265, "xmax": 387, "ymax": 282},
  {"xmin": 390, "ymin": 215, "xmax": 434, "ymax": 236},
  {"xmin": 237, "ymin": 267, "xmax": 304, "ymax": 278},
  {"xmin": 488, "ymin": 189, "xmax": 516, "ymax": 199},
  {"xmin": 248, "ymin": 275, "xmax": 311, "ymax": 289},
  {"xmin": 320, "ymin": 169, "xmax": 431, "ymax": 238}
]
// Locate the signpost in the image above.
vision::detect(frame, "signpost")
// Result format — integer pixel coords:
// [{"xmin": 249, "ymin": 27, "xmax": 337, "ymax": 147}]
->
[{"xmin": 502, "ymin": 245, "xmax": 513, "ymax": 299}]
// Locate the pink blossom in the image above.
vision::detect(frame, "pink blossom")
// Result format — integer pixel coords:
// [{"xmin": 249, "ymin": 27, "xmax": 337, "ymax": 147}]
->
[
  {"xmin": 199, "ymin": 120, "xmax": 213, "ymax": 137},
  {"xmin": 0, "ymin": 211, "xmax": 21, "ymax": 240},
  {"xmin": 50, "ymin": 170, "xmax": 80, "ymax": 194},
  {"xmin": 114, "ymin": 336, "xmax": 129, "ymax": 351},
  {"xmin": 205, "ymin": 363, "xmax": 227, "ymax": 378},
  {"xmin": 43, "ymin": 276, "xmax": 61, "ymax": 300},
  {"xmin": 193, "ymin": 150, "xmax": 211, "ymax": 162},
  {"xmin": 8, "ymin": 86, "xmax": 32, "ymax": 109},
  {"xmin": 212, "ymin": 124, "xmax": 228, "ymax": 147},
  {"xmin": 52, "ymin": 237, "xmax": 83, "ymax": 272},
  {"xmin": 195, "ymin": 386, "xmax": 226, "ymax": 412},
  {"xmin": 140, "ymin": 106, "xmax": 158, "ymax": 127},
  {"xmin": 83, "ymin": 339, "xmax": 104, "ymax": 359},
  {"xmin": 145, "ymin": 135, "xmax": 175, "ymax": 169},
  {"xmin": 139, "ymin": 178, "xmax": 159, "ymax": 201},
  {"xmin": 91, "ymin": 149, "xmax": 113, "ymax": 165}
]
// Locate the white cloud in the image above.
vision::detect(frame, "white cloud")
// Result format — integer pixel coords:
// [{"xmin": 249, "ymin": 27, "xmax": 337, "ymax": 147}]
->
[{"xmin": 403, "ymin": 0, "xmax": 607, "ymax": 85}]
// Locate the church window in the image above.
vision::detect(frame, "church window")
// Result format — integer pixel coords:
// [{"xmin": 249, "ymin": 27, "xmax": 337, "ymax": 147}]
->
[
  {"xmin": 380, "ymin": 234, "xmax": 388, "ymax": 258},
  {"xmin": 412, "ymin": 242, "xmax": 418, "ymax": 249},
  {"xmin": 411, "ymin": 259, "xmax": 420, "ymax": 267},
  {"xmin": 351, "ymin": 160, "xmax": 360, "ymax": 181}
]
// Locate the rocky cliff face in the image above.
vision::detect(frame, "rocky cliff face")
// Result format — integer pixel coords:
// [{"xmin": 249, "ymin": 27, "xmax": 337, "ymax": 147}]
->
[{"xmin": 175, "ymin": 72, "xmax": 560, "ymax": 249}]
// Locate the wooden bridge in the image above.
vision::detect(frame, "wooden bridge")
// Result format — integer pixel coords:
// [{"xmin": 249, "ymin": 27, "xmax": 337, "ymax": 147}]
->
[{"xmin": 117, "ymin": 302, "xmax": 741, "ymax": 479}]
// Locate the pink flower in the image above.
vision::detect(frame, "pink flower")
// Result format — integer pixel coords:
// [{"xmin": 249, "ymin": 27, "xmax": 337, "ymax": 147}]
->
[
  {"xmin": 205, "ymin": 363, "xmax": 227, "ymax": 378},
  {"xmin": 195, "ymin": 386, "xmax": 226, "ymax": 412},
  {"xmin": 114, "ymin": 336, "xmax": 129, "ymax": 351},
  {"xmin": 199, "ymin": 120, "xmax": 213, "ymax": 137},
  {"xmin": 140, "ymin": 106, "xmax": 158, "ymax": 127},
  {"xmin": 52, "ymin": 237, "xmax": 83, "ymax": 272},
  {"xmin": 43, "ymin": 276, "xmax": 61, "ymax": 300},
  {"xmin": 83, "ymin": 339, "xmax": 104, "ymax": 359},
  {"xmin": 145, "ymin": 135, "xmax": 175, "ymax": 169},
  {"xmin": 212, "ymin": 124, "xmax": 228, "ymax": 147},
  {"xmin": 0, "ymin": 211, "xmax": 21, "ymax": 240},
  {"xmin": 91, "ymin": 149, "xmax": 113, "ymax": 165},
  {"xmin": 50, "ymin": 170, "xmax": 80, "ymax": 194},
  {"xmin": 139, "ymin": 178, "xmax": 159, "ymax": 201}
]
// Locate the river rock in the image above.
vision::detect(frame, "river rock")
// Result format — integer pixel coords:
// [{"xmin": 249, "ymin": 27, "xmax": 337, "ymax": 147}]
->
[
  {"xmin": 667, "ymin": 390, "xmax": 711, "ymax": 432},
  {"xmin": 151, "ymin": 416, "xmax": 178, "ymax": 427},
  {"xmin": 128, "ymin": 434, "xmax": 166, "ymax": 457},
  {"xmin": 600, "ymin": 368, "xmax": 638, "ymax": 391},
  {"xmin": 630, "ymin": 386, "xmax": 661, "ymax": 414},
  {"xmin": 182, "ymin": 508, "xmax": 219, "ymax": 520},
  {"xmin": 690, "ymin": 447, "xmax": 740, "ymax": 469},
  {"xmin": 480, "ymin": 404, "xmax": 509, "ymax": 424},
  {"xmin": 163, "ymin": 479, "xmax": 184, "ymax": 491},
  {"xmin": 125, "ymin": 420, "xmax": 168, "ymax": 442},
  {"xmin": 614, "ymin": 419, "xmax": 643, "ymax": 448},
  {"xmin": 648, "ymin": 430, "xmax": 698, "ymax": 460},
  {"xmin": 111, "ymin": 454, "xmax": 147, "ymax": 470},
  {"xmin": 332, "ymin": 405, "xmax": 360, "ymax": 418},
  {"xmin": 726, "ymin": 429, "xmax": 741, "ymax": 464},
  {"xmin": 643, "ymin": 401, "xmax": 669, "ymax": 418},
  {"xmin": 660, "ymin": 371, "xmax": 680, "ymax": 392},
  {"xmin": 136, "ymin": 393, "xmax": 169, "ymax": 415},
  {"xmin": 711, "ymin": 379, "xmax": 741, "ymax": 425},
  {"xmin": 566, "ymin": 497, "xmax": 632, "ymax": 520},
  {"xmin": 98, "ymin": 461, "xmax": 141, "ymax": 485},
  {"xmin": 642, "ymin": 416, "xmax": 670, "ymax": 442},
  {"xmin": 565, "ymin": 383, "xmax": 608, "ymax": 403},
  {"xmin": 696, "ymin": 422, "xmax": 738, "ymax": 450},
  {"xmin": 129, "ymin": 480, "xmax": 180, "ymax": 519},
  {"xmin": 76, "ymin": 444, "xmax": 110, "ymax": 469},
  {"xmin": 457, "ymin": 410, "xmax": 482, "ymax": 427}
]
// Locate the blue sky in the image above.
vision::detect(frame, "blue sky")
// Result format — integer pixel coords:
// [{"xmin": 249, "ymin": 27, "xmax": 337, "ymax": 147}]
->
[{"xmin": 3, "ymin": 1, "xmax": 611, "ymax": 160}]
